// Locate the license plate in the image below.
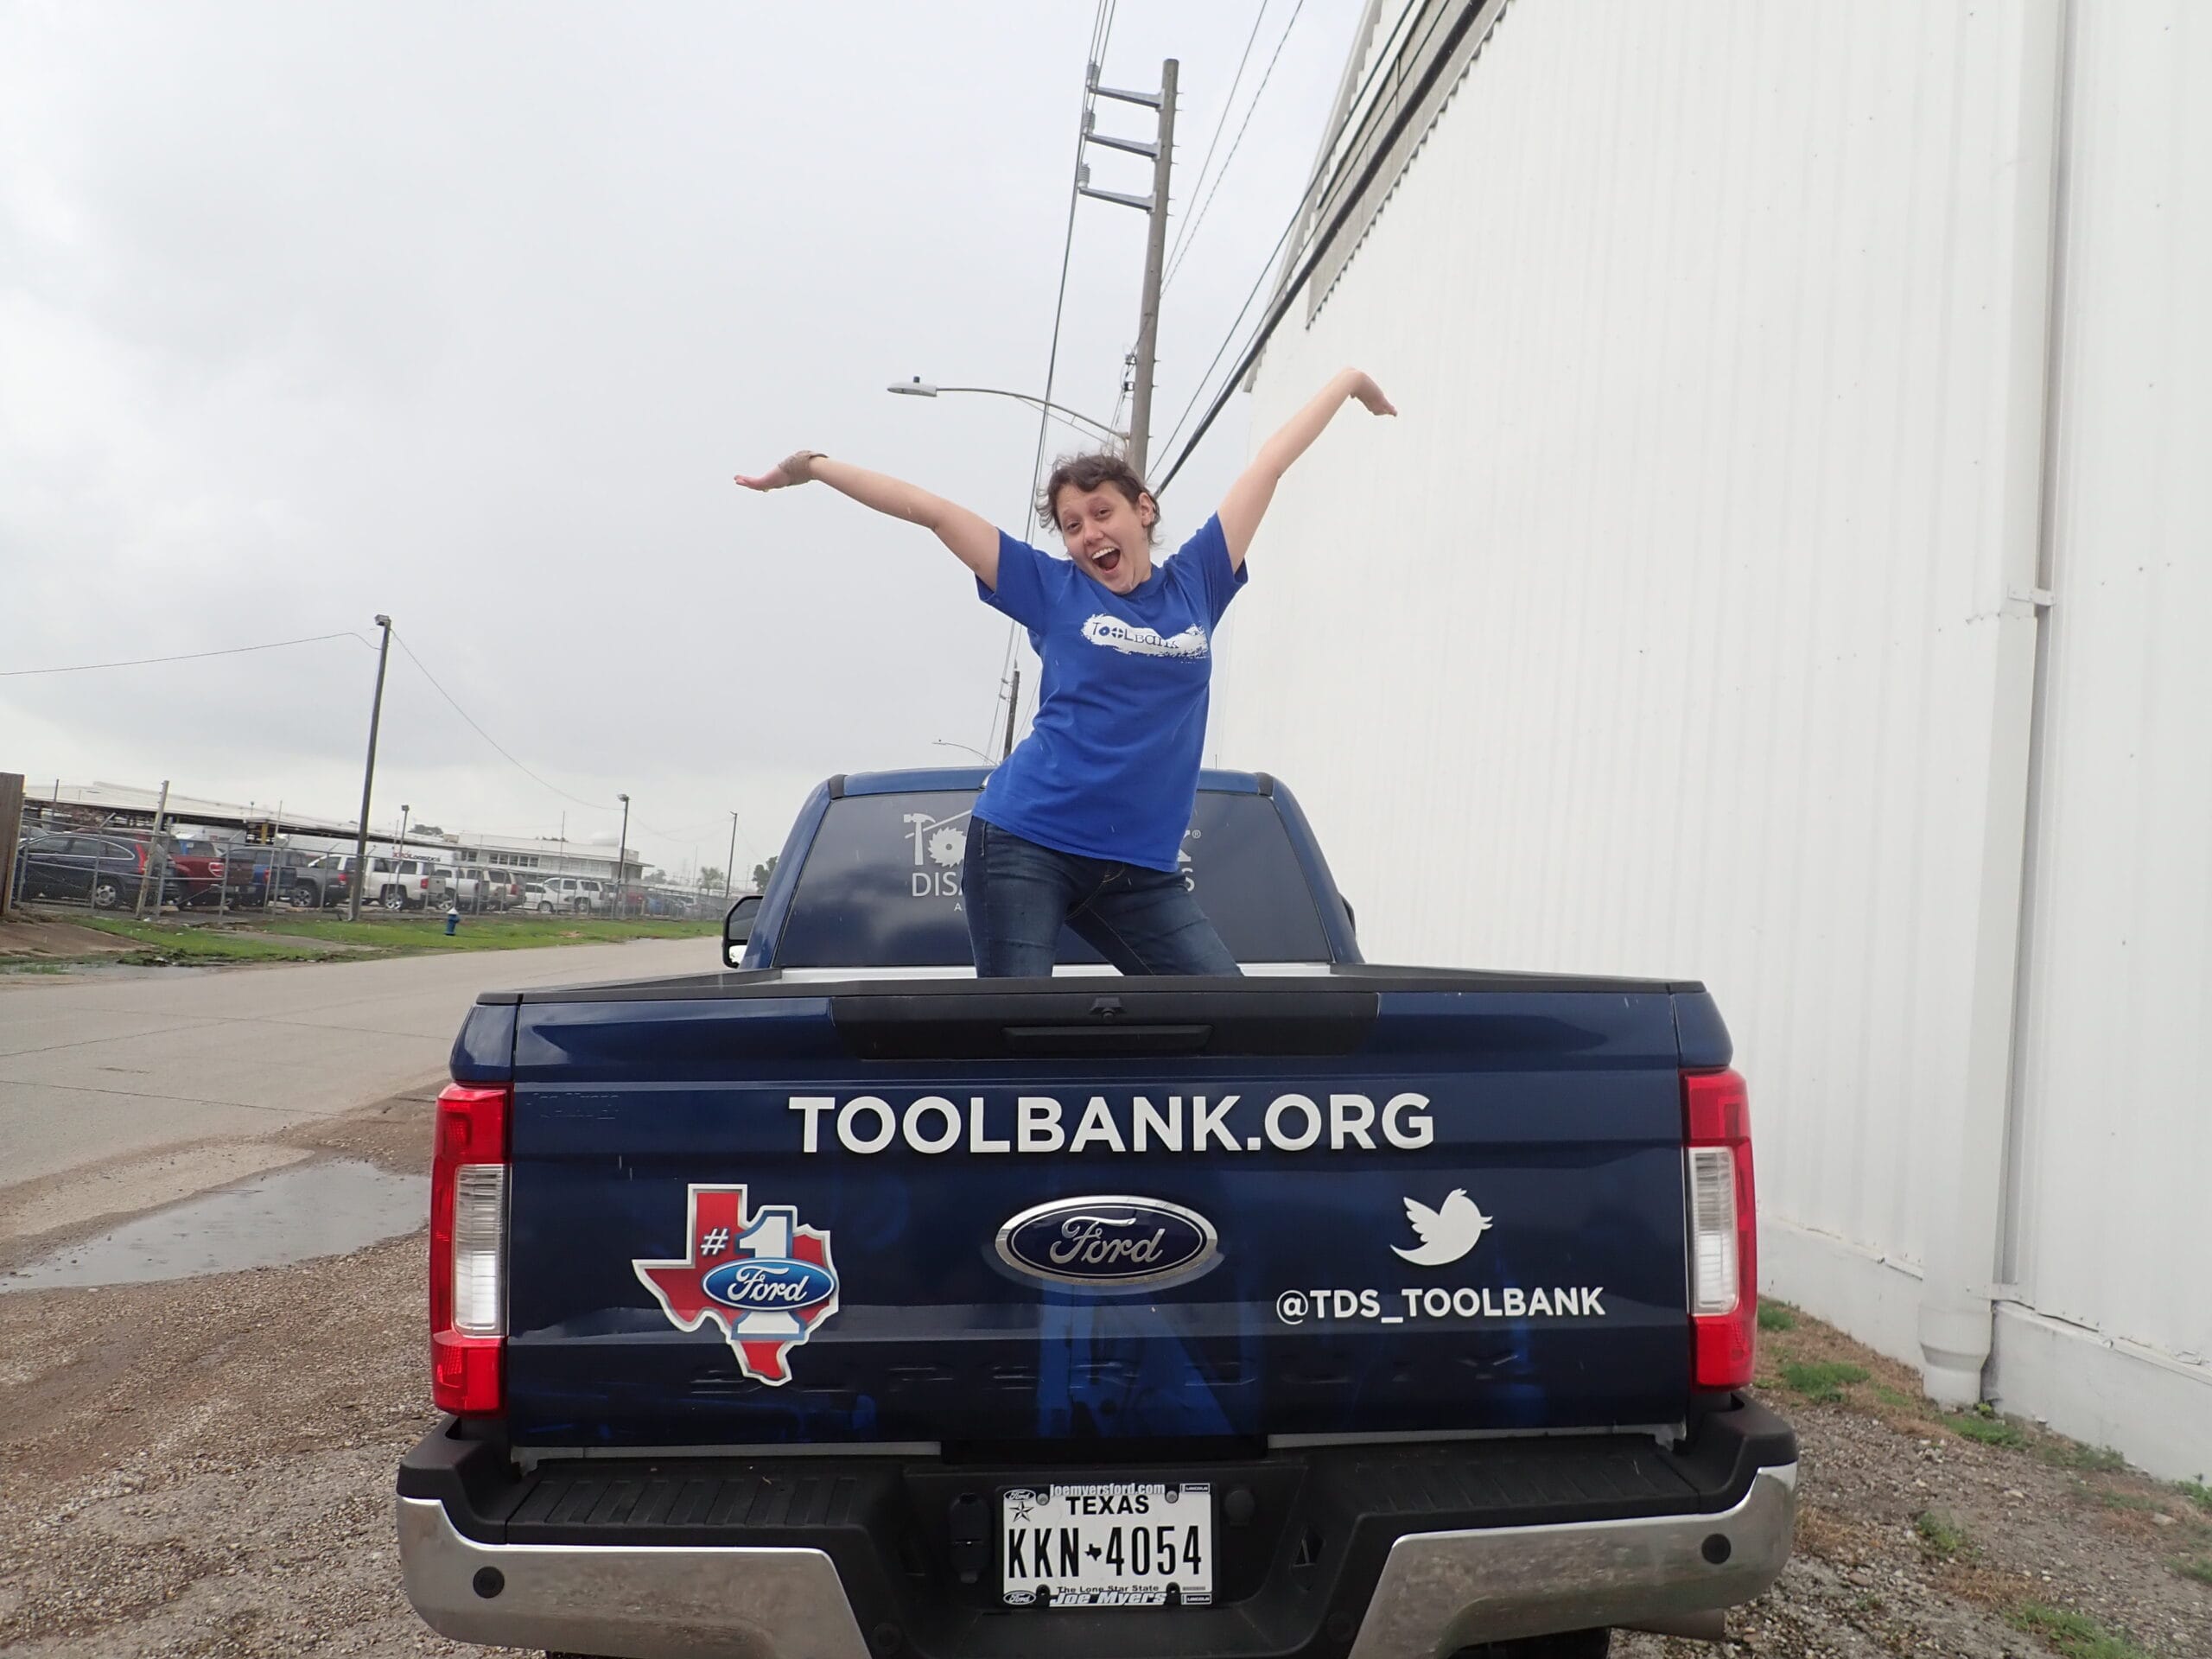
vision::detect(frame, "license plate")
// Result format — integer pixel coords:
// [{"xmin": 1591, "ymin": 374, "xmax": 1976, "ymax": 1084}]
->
[{"xmin": 999, "ymin": 1482, "xmax": 1214, "ymax": 1608}]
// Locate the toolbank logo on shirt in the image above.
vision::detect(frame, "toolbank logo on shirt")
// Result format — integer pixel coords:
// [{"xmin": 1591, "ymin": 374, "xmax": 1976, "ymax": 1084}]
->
[{"xmin": 1082, "ymin": 614, "xmax": 1211, "ymax": 659}]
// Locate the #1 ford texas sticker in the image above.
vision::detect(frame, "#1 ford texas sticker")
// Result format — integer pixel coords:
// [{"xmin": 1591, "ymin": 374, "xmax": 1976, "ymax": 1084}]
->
[{"xmin": 632, "ymin": 1184, "xmax": 839, "ymax": 1385}]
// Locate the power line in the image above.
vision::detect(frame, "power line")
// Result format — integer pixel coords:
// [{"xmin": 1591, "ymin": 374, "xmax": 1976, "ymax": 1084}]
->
[
  {"xmin": 1160, "ymin": 0, "xmax": 1273, "ymax": 278},
  {"xmin": 986, "ymin": 0, "xmax": 1117, "ymax": 758},
  {"xmin": 388, "ymin": 629, "xmax": 615, "ymax": 814},
  {"xmin": 1153, "ymin": 0, "xmax": 1431, "ymax": 464},
  {"xmin": 1161, "ymin": 0, "xmax": 1309, "ymax": 293},
  {"xmin": 1154, "ymin": 0, "xmax": 1455, "ymax": 486},
  {"xmin": 1, "ymin": 630, "xmax": 368, "ymax": 677}
]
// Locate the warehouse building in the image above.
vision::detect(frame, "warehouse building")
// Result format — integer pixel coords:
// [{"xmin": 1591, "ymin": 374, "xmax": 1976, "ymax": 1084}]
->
[{"xmin": 1217, "ymin": 0, "xmax": 2209, "ymax": 1477}]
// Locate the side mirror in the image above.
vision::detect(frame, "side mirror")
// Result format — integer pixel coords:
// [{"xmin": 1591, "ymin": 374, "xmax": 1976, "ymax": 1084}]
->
[{"xmin": 723, "ymin": 894, "xmax": 764, "ymax": 967}]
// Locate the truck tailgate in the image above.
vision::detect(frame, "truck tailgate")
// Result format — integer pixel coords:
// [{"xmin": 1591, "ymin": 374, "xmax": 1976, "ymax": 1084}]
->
[{"xmin": 496, "ymin": 976, "xmax": 1694, "ymax": 1448}]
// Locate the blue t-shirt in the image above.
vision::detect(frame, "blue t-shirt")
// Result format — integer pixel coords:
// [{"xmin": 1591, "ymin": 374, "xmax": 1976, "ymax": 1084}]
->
[{"xmin": 973, "ymin": 514, "xmax": 1247, "ymax": 872}]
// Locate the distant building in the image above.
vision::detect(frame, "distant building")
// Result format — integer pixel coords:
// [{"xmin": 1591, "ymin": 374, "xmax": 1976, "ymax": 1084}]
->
[{"xmin": 22, "ymin": 782, "xmax": 642, "ymax": 885}]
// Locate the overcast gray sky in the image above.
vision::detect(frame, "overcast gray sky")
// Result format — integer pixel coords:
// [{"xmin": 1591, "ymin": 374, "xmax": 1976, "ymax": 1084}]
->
[{"xmin": 1, "ymin": 1, "xmax": 1361, "ymax": 878}]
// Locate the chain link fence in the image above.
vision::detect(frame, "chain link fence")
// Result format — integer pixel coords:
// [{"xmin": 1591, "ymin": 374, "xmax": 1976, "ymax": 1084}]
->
[{"xmin": 8, "ymin": 790, "xmax": 725, "ymax": 924}]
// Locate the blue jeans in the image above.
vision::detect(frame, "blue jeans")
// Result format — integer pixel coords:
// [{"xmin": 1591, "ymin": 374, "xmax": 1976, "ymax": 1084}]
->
[{"xmin": 962, "ymin": 817, "xmax": 1241, "ymax": 978}]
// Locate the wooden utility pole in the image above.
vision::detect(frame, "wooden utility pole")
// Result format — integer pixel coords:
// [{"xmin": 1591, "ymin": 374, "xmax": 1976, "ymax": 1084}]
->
[
  {"xmin": 133, "ymin": 780, "xmax": 170, "ymax": 918},
  {"xmin": 0, "ymin": 772, "xmax": 24, "ymax": 922},
  {"xmin": 348, "ymin": 616, "xmax": 393, "ymax": 922},
  {"xmin": 1079, "ymin": 58, "xmax": 1179, "ymax": 475}
]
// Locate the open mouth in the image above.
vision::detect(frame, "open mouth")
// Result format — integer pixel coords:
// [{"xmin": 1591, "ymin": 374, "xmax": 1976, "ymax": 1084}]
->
[{"xmin": 1090, "ymin": 546, "xmax": 1123, "ymax": 577}]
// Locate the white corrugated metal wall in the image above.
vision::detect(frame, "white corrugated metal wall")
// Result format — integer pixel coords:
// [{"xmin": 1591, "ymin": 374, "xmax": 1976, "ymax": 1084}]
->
[
  {"xmin": 1990, "ymin": 0, "xmax": 2212, "ymax": 1453},
  {"xmin": 1213, "ymin": 0, "xmax": 2209, "ymax": 1476}
]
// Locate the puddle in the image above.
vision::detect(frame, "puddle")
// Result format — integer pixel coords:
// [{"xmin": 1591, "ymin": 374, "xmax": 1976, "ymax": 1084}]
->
[{"xmin": 1, "ymin": 1158, "xmax": 429, "ymax": 1292}]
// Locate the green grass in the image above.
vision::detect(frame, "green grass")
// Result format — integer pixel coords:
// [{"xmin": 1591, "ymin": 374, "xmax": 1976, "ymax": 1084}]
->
[
  {"xmin": 261, "ymin": 915, "xmax": 718, "ymax": 954},
  {"xmin": 1949, "ymin": 1408, "xmax": 2031, "ymax": 1450},
  {"xmin": 2167, "ymin": 1555, "xmax": 2212, "ymax": 1587},
  {"xmin": 2006, "ymin": 1604, "xmax": 2152, "ymax": 1659},
  {"xmin": 2178, "ymin": 1479, "xmax": 2212, "ymax": 1516},
  {"xmin": 1757, "ymin": 1302, "xmax": 1797, "ymax": 1332},
  {"xmin": 1914, "ymin": 1510, "xmax": 1968, "ymax": 1558},
  {"xmin": 2097, "ymin": 1491, "xmax": 2159, "ymax": 1513},
  {"xmin": 1778, "ymin": 1360, "xmax": 1868, "ymax": 1404},
  {"xmin": 1871, "ymin": 1384, "xmax": 1921, "ymax": 1413},
  {"xmin": 61, "ymin": 912, "xmax": 719, "ymax": 966},
  {"xmin": 2044, "ymin": 1441, "xmax": 2131, "ymax": 1475}
]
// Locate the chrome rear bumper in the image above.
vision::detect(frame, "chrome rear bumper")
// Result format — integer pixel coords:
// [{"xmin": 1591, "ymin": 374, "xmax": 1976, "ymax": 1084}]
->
[{"xmin": 399, "ymin": 1461, "xmax": 1794, "ymax": 1659}]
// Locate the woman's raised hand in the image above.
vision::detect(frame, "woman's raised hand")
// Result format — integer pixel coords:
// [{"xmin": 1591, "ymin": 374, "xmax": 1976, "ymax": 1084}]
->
[
  {"xmin": 733, "ymin": 450, "xmax": 823, "ymax": 491},
  {"xmin": 1346, "ymin": 372, "xmax": 1397, "ymax": 416}
]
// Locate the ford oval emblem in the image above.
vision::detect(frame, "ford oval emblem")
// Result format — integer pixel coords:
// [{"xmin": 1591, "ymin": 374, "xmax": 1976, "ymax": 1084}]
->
[
  {"xmin": 996, "ymin": 1195, "xmax": 1219, "ymax": 1293},
  {"xmin": 700, "ymin": 1256, "xmax": 838, "ymax": 1314}
]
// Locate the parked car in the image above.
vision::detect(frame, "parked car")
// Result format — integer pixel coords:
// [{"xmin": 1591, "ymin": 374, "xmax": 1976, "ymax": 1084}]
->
[
  {"xmin": 575, "ymin": 876, "xmax": 610, "ymax": 914},
  {"xmin": 162, "ymin": 838, "xmax": 232, "ymax": 908},
  {"xmin": 201, "ymin": 842, "xmax": 321, "ymax": 907},
  {"xmin": 449, "ymin": 866, "xmax": 505, "ymax": 913},
  {"xmin": 531, "ymin": 875, "xmax": 594, "ymax": 913},
  {"xmin": 398, "ymin": 768, "xmax": 1796, "ymax": 1658},
  {"xmin": 10, "ymin": 831, "xmax": 181, "ymax": 909},
  {"xmin": 359, "ymin": 855, "xmax": 438, "ymax": 911},
  {"xmin": 520, "ymin": 881, "xmax": 552, "ymax": 912},
  {"xmin": 485, "ymin": 868, "xmax": 524, "ymax": 912},
  {"xmin": 291, "ymin": 854, "xmax": 356, "ymax": 910}
]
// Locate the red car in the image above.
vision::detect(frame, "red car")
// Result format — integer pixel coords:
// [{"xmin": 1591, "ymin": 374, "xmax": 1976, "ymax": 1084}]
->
[{"xmin": 167, "ymin": 839, "xmax": 233, "ymax": 908}]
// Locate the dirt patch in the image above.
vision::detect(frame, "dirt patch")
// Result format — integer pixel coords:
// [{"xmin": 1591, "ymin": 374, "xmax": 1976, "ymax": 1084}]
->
[
  {"xmin": 276, "ymin": 1089, "xmax": 442, "ymax": 1175},
  {"xmin": 1621, "ymin": 1305, "xmax": 2212, "ymax": 1658},
  {"xmin": 0, "ymin": 1229, "xmax": 518, "ymax": 1657},
  {"xmin": 0, "ymin": 918, "xmax": 134, "ymax": 962}
]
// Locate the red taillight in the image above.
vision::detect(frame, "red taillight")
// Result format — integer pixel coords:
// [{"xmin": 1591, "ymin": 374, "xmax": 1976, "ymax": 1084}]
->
[
  {"xmin": 1684, "ymin": 1068, "xmax": 1757, "ymax": 1391},
  {"xmin": 210, "ymin": 860, "xmax": 226, "ymax": 875},
  {"xmin": 430, "ymin": 1081, "xmax": 510, "ymax": 1414}
]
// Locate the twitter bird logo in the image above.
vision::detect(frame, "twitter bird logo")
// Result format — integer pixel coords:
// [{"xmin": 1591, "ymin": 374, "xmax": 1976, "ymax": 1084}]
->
[{"xmin": 1392, "ymin": 1190, "xmax": 1493, "ymax": 1266}]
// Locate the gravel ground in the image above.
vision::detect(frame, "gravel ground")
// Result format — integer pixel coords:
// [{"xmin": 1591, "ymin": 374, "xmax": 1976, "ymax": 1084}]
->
[{"xmin": 1, "ymin": 1094, "xmax": 2206, "ymax": 1659}]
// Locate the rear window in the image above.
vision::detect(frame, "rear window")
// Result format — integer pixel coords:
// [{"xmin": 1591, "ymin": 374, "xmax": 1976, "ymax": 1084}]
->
[{"xmin": 771, "ymin": 788, "xmax": 1332, "ymax": 969}]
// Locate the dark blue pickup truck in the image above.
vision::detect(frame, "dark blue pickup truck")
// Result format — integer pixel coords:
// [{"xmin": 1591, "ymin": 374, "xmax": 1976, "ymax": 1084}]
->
[{"xmin": 397, "ymin": 768, "xmax": 1795, "ymax": 1659}]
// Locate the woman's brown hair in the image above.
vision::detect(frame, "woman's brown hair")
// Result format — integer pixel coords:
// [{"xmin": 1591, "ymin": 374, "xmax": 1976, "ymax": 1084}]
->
[{"xmin": 1036, "ymin": 452, "xmax": 1160, "ymax": 545}]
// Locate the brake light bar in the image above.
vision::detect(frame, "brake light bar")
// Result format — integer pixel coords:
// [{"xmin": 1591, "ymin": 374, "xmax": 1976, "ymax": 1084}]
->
[
  {"xmin": 430, "ymin": 1082, "xmax": 509, "ymax": 1414},
  {"xmin": 1684, "ymin": 1068, "xmax": 1757, "ymax": 1391}
]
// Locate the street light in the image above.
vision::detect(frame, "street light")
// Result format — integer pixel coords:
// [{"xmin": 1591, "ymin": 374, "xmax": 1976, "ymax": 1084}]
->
[
  {"xmin": 397, "ymin": 804, "xmax": 410, "ymax": 853},
  {"xmin": 887, "ymin": 378, "xmax": 1124, "ymax": 448},
  {"xmin": 615, "ymin": 792, "xmax": 631, "ymax": 918}
]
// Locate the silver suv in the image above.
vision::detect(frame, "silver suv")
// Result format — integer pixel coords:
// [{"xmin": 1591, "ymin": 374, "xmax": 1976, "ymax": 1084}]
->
[{"xmin": 360, "ymin": 855, "xmax": 437, "ymax": 911}]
